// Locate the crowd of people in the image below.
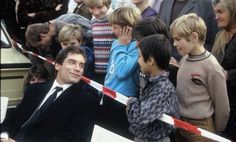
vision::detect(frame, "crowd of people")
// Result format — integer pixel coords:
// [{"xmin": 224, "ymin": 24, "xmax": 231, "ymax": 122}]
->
[{"xmin": 1, "ymin": 0, "xmax": 235, "ymax": 142}]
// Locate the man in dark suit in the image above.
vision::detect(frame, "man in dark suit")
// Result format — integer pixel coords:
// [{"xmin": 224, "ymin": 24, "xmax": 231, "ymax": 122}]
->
[{"xmin": 0, "ymin": 46, "xmax": 99, "ymax": 142}]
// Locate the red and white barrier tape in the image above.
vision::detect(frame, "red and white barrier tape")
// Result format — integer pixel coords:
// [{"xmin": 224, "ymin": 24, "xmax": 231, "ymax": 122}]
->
[
  {"xmin": 13, "ymin": 42, "xmax": 55, "ymax": 65},
  {"xmin": 14, "ymin": 41, "xmax": 231, "ymax": 142},
  {"xmin": 81, "ymin": 76, "xmax": 231, "ymax": 142}
]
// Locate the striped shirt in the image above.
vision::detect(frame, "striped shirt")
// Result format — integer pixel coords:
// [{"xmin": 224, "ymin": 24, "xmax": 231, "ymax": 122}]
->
[{"xmin": 91, "ymin": 15, "xmax": 116, "ymax": 73}]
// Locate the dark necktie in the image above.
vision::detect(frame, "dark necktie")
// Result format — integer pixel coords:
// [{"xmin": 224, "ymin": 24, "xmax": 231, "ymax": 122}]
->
[{"xmin": 15, "ymin": 86, "xmax": 63, "ymax": 141}]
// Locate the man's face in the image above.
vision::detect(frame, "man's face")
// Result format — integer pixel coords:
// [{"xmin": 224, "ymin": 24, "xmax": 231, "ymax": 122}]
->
[
  {"xmin": 89, "ymin": 5, "xmax": 108, "ymax": 19},
  {"xmin": 55, "ymin": 53, "xmax": 85, "ymax": 85},
  {"xmin": 39, "ymin": 33, "xmax": 53, "ymax": 49}
]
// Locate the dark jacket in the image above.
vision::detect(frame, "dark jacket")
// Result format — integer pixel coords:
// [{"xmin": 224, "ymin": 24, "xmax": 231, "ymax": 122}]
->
[
  {"xmin": 17, "ymin": 0, "xmax": 69, "ymax": 27},
  {"xmin": 221, "ymin": 33, "xmax": 236, "ymax": 139},
  {"xmin": 1, "ymin": 81, "xmax": 99, "ymax": 142},
  {"xmin": 221, "ymin": 33, "xmax": 236, "ymax": 96}
]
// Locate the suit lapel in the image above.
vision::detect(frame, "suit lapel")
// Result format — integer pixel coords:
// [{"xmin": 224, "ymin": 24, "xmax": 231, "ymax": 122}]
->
[
  {"xmin": 35, "ymin": 83, "xmax": 83, "ymax": 124},
  {"xmin": 178, "ymin": 0, "xmax": 196, "ymax": 17},
  {"xmin": 16, "ymin": 82, "xmax": 52, "ymax": 129}
]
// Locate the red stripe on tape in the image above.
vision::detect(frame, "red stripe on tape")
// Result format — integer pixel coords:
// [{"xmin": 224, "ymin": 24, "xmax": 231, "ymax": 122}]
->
[
  {"xmin": 173, "ymin": 118, "xmax": 201, "ymax": 135},
  {"xmin": 46, "ymin": 59, "xmax": 55, "ymax": 65},
  {"xmin": 102, "ymin": 86, "xmax": 117, "ymax": 99},
  {"xmin": 81, "ymin": 76, "xmax": 91, "ymax": 84}
]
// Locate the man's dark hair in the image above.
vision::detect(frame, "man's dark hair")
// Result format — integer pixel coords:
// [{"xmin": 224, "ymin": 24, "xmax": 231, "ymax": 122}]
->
[
  {"xmin": 25, "ymin": 22, "xmax": 50, "ymax": 47},
  {"xmin": 138, "ymin": 34, "xmax": 171, "ymax": 70},
  {"xmin": 133, "ymin": 16, "xmax": 169, "ymax": 41},
  {"xmin": 55, "ymin": 46, "xmax": 87, "ymax": 65}
]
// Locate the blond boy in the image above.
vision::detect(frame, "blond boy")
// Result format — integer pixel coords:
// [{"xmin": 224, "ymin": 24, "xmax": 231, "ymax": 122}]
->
[
  {"xmin": 170, "ymin": 13, "xmax": 230, "ymax": 142},
  {"xmin": 58, "ymin": 24, "xmax": 83, "ymax": 49}
]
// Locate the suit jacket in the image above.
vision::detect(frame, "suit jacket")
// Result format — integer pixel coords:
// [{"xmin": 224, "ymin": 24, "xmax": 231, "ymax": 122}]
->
[
  {"xmin": 17, "ymin": 0, "xmax": 69, "ymax": 27},
  {"xmin": 1, "ymin": 81, "xmax": 99, "ymax": 142},
  {"xmin": 159, "ymin": 0, "xmax": 218, "ymax": 60}
]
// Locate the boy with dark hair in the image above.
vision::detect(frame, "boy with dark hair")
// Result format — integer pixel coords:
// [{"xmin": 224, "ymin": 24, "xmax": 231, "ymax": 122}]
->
[{"xmin": 126, "ymin": 34, "xmax": 178, "ymax": 142}]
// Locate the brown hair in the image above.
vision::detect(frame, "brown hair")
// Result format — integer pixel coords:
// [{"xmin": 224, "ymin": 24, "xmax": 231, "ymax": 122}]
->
[
  {"xmin": 55, "ymin": 46, "xmax": 86, "ymax": 65},
  {"xmin": 25, "ymin": 22, "xmax": 49, "ymax": 47}
]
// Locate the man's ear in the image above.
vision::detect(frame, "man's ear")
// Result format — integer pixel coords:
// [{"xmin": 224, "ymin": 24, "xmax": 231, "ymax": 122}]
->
[
  {"xmin": 39, "ymin": 33, "xmax": 47, "ymax": 40},
  {"xmin": 55, "ymin": 63, "xmax": 61, "ymax": 71}
]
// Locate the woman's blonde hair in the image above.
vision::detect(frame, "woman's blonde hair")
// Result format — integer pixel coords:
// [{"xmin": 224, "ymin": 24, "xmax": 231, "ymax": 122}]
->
[
  {"xmin": 211, "ymin": 0, "xmax": 236, "ymax": 60},
  {"xmin": 170, "ymin": 13, "xmax": 206, "ymax": 44},
  {"xmin": 58, "ymin": 24, "xmax": 83, "ymax": 43},
  {"xmin": 109, "ymin": 6, "xmax": 141, "ymax": 28}
]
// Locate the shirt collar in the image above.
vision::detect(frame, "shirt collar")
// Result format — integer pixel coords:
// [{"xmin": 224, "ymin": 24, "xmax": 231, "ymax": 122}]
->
[
  {"xmin": 149, "ymin": 71, "xmax": 169, "ymax": 82},
  {"xmin": 51, "ymin": 80, "xmax": 72, "ymax": 92}
]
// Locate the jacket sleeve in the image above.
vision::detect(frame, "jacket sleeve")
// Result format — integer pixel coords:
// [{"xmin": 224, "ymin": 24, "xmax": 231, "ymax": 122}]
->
[
  {"xmin": 17, "ymin": 0, "xmax": 31, "ymax": 27},
  {"xmin": 17, "ymin": 0, "xmax": 69, "ymax": 27},
  {"xmin": 112, "ymin": 41, "xmax": 139, "ymax": 79},
  {"xmin": 126, "ymin": 85, "xmax": 176, "ymax": 129},
  {"xmin": 34, "ymin": 0, "xmax": 69, "ymax": 21},
  {"xmin": 208, "ymin": 68, "xmax": 230, "ymax": 132}
]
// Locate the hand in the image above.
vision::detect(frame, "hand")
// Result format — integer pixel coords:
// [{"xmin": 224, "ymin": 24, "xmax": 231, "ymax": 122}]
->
[
  {"xmin": 0, "ymin": 138, "xmax": 16, "ymax": 142},
  {"xmin": 55, "ymin": 4, "xmax": 62, "ymax": 11},
  {"xmin": 119, "ymin": 26, "xmax": 132, "ymax": 45},
  {"xmin": 169, "ymin": 57, "xmax": 179, "ymax": 67}
]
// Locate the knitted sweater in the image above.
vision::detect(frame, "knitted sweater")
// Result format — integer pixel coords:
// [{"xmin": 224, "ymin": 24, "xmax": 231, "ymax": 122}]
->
[
  {"xmin": 127, "ymin": 72, "xmax": 178, "ymax": 140},
  {"xmin": 176, "ymin": 50, "xmax": 230, "ymax": 132},
  {"xmin": 91, "ymin": 9, "xmax": 116, "ymax": 73}
]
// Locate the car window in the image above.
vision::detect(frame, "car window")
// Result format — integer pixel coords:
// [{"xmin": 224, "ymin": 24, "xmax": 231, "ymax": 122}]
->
[{"xmin": 1, "ymin": 25, "xmax": 11, "ymax": 48}]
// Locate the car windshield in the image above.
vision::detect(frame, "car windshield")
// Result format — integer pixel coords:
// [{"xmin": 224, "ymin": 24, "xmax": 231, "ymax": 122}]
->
[{"xmin": 1, "ymin": 25, "xmax": 11, "ymax": 48}]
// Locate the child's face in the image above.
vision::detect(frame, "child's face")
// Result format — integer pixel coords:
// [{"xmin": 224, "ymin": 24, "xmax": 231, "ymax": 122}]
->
[
  {"xmin": 60, "ymin": 38, "xmax": 82, "ymax": 49},
  {"xmin": 111, "ymin": 24, "xmax": 122, "ymax": 37},
  {"xmin": 89, "ymin": 5, "xmax": 108, "ymax": 19},
  {"xmin": 172, "ymin": 31, "xmax": 193, "ymax": 56},
  {"xmin": 30, "ymin": 77, "xmax": 46, "ymax": 84},
  {"xmin": 138, "ymin": 48, "xmax": 150, "ymax": 75}
]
